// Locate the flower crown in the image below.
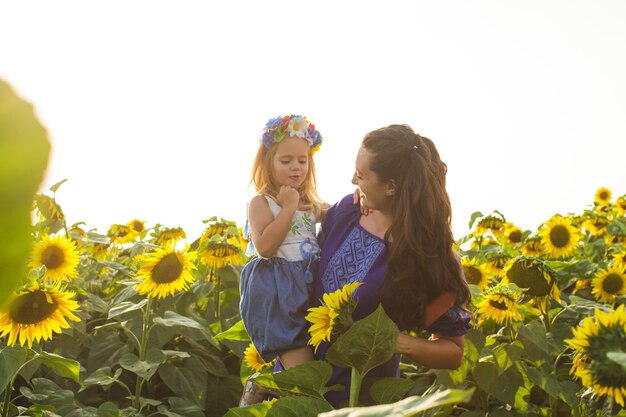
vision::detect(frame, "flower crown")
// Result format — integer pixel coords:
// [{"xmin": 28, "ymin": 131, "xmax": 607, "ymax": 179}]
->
[{"xmin": 261, "ymin": 114, "xmax": 323, "ymax": 155}]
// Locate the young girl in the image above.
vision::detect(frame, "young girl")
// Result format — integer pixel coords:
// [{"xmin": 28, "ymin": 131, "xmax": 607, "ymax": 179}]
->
[{"xmin": 239, "ymin": 114, "xmax": 326, "ymax": 405}]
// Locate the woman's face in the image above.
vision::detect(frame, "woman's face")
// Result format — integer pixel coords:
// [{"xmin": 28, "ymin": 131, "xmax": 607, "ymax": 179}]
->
[
  {"xmin": 271, "ymin": 136, "xmax": 310, "ymax": 189},
  {"xmin": 352, "ymin": 146, "xmax": 394, "ymax": 212}
]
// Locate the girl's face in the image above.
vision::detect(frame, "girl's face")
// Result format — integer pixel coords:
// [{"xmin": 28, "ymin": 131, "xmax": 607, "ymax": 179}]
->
[
  {"xmin": 271, "ymin": 136, "xmax": 310, "ymax": 189},
  {"xmin": 352, "ymin": 146, "xmax": 394, "ymax": 212}
]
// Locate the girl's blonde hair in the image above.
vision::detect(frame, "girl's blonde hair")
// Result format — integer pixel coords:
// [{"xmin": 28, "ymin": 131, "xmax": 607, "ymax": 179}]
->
[{"xmin": 250, "ymin": 138, "xmax": 324, "ymax": 217}]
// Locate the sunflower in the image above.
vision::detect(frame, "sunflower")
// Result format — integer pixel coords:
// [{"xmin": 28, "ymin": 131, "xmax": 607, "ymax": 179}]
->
[
  {"xmin": 591, "ymin": 265, "xmax": 626, "ymax": 304},
  {"xmin": 201, "ymin": 219, "xmax": 238, "ymax": 241},
  {"xmin": 155, "ymin": 227, "xmax": 187, "ymax": 246},
  {"xmin": 475, "ymin": 288, "xmax": 523, "ymax": 325},
  {"xmin": 583, "ymin": 215, "xmax": 609, "ymax": 237},
  {"xmin": 520, "ymin": 235, "xmax": 544, "ymax": 257},
  {"xmin": 615, "ymin": 196, "xmax": 626, "ymax": 217},
  {"xmin": 198, "ymin": 239, "xmax": 244, "ymax": 269},
  {"xmin": 595, "ymin": 187, "xmax": 612, "ymax": 206},
  {"xmin": 91, "ymin": 242, "xmax": 111, "ymax": 260},
  {"xmin": 108, "ymin": 224, "xmax": 136, "ymax": 244},
  {"xmin": 0, "ymin": 282, "xmax": 80, "ymax": 348},
  {"xmin": 501, "ymin": 256, "xmax": 559, "ymax": 301},
  {"xmin": 565, "ymin": 304, "xmax": 626, "ymax": 407},
  {"xmin": 127, "ymin": 219, "xmax": 145, "ymax": 235},
  {"xmin": 305, "ymin": 282, "xmax": 361, "ymax": 352},
  {"xmin": 243, "ymin": 342, "xmax": 274, "ymax": 372},
  {"xmin": 29, "ymin": 234, "xmax": 80, "ymax": 283},
  {"xmin": 33, "ymin": 194, "xmax": 65, "ymax": 223},
  {"xmin": 612, "ymin": 249, "xmax": 626, "ymax": 268},
  {"xmin": 575, "ymin": 278, "xmax": 591, "ymax": 291},
  {"xmin": 538, "ymin": 215, "xmax": 581, "ymax": 259},
  {"xmin": 461, "ymin": 257, "xmax": 491, "ymax": 290},
  {"xmin": 475, "ymin": 215, "xmax": 505, "ymax": 237},
  {"xmin": 485, "ymin": 254, "xmax": 512, "ymax": 279},
  {"xmin": 67, "ymin": 226, "xmax": 86, "ymax": 242},
  {"xmin": 135, "ymin": 246, "xmax": 197, "ymax": 299},
  {"xmin": 605, "ymin": 233, "xmax": 626, "ymax": 246},
  {"xmin": 502, "ymin": 223, "xmax": 524, "ymax": 246}
]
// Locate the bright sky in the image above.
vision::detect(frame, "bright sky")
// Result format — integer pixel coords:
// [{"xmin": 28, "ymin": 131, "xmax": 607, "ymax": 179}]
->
[{"xmin": 2, "ymin": 1, "xmax": 625, "ymax": 241}]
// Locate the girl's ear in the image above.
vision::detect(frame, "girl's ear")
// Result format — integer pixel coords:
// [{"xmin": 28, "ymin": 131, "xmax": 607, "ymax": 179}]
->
[{"xmin": 385, "ymin": 179, "xmax": 396, "ymax": 196}]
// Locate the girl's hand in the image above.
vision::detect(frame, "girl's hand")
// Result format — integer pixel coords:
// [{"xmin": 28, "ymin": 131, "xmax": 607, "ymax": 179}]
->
[
  {"xmin": 277, "ymin": 186, "xmax": 300, "ymax": 211},
  {"xmin": 352, "ymin": 188, "xmax": 373, "ymax": 216}
]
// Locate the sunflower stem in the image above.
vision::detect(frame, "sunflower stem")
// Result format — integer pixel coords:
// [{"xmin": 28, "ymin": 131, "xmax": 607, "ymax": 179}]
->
[
  {"xmin": 348, "ymin": 368, "xmax": 363, "ymax": 408},
  {"xmin": 215, "ymin": 268, "xmax": 221, "ymax": 320},
  {"xmin": 538, "ymin": 296, "xmax": 551, "ymax": 333},
  {"xmin": 133, "ymin": 298, "xmax": 153, "ymax": 411},
  {"xmin": 1, "ymin": 381, "xmax": 12, "ymax": 417}
]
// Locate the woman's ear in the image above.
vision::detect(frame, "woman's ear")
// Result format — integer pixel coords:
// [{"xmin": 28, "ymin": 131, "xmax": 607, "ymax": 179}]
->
[{"xmin": 385, "ymin": 179, "xmax": 396, "ymax": 196}]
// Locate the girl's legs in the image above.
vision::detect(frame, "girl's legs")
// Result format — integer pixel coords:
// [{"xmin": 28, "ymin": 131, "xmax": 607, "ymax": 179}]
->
[
  {"xmin": 240, "ymin": 346, "xmax": 313, "ymax": 406},
  {"xmin": 278, "ymin": 346, "xmax": 314, "ymax": 369}
]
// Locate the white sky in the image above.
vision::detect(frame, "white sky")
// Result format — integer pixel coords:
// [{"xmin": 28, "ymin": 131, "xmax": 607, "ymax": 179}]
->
[{"xmin": 1, "ymin": 1, "xmax": 625, "ymax": 241}]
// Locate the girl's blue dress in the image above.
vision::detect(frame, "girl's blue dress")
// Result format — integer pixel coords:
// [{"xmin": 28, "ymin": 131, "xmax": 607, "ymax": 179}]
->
[{"xmin": 239, "ymin": 195, "xmax": 320, "ymax": 363}]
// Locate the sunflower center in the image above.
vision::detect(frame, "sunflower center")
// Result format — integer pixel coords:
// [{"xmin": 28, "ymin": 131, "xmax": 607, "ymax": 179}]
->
[
  {"xmin": 41, "ymin": 245, "xmax": 65, "ymax": 269},
  {"xmin": 488, "ymin": 299, "xmax": 508, "ymax": 310},
  {"xmin": 507, "ymin": 261, "xmax": 551, "ymax": 297},
  {"xmin": 151, "ymin": 254, "xmax": 183, "ymax": 284},
  {"xmin": 9, "ymin": 290, "xmax": 58, "ymax": 324},
  {"xmin": 509, "ymin": 231, "xmax": 522, "ymax": 243},
  {"xmin": 602, "ymin": 273, "xmax": 624, "ymax": 294},
  {"xmin": 599, "ymin": 192, "xmax": 608, "ymax": 200},
  {"xmin": 464, "ymin": 266, "xmax": 483, "ymax": 286},
  {"xmin": 549, "ymin": 225, "xmax": 571, "ymax": 248},
  {"xmin": 131, "ymin": 222, "xmax": 144, "ymax": 233}
]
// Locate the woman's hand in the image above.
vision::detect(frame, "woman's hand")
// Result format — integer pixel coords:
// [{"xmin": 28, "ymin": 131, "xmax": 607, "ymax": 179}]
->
[{"xmin": 394, "ymin": 332, "xmax": 464, "ymax": 370}]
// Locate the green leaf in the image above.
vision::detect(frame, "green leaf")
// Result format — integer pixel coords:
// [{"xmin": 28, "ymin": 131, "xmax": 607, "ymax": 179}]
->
[
  {"xmin": 49, "ymin": 179, "xmax": 68, "ymax": 193},
  {"xmin": 472, "ymin": 362, "xmax": 529, "ymax": 411},
  {"xmin": 492, "ymin": 341, "xmax": 524, "ymax": 375},
  {"xmin": 369, "ymin": 377, "xmax": 414, "ymax": 405},
  {"xmin": 35, "ymin": 351, "xmax": 80, "ymax": 382},
  {"xmin": 517, "ymin": 320, "xmax": 560, "ymax": 359},
  {"xmin": 215, "ymin": 320, "xmax": 251, "ymax": 342},
  {"xmin": 158, "ymin": 360, "xmax": 208, "ymax": 407},
  {"xmin": 524, "ymin": 365, "xmax": 579, "ymax": 408},
  {"xmin": 266, "ymin": 396, "xmax": 333, "ymax": 417},
  {"xmin": 108, "ymin": 299, "xmax": 148, "ymax": 319},
  {"xmin": 157, "ymin": 399, "xmax": 205, "ymax": 417},
  {"xmin": 96, "ymin": 401, "xmax": 120, "ymax": 417},
  {"xmin": 468, "ymin": 211, "xmax": 484, "ymax": 229},
  {"xmin": 0, "ymin": 346, "xmax": 29, "ymax": 393},
  {"xmin": 81, "ymin": 367, "xmax": 124, "ymax": 391},
  {"xmin": 252, "ymin": 360, "xmax": 335, "ymax": 399},
  {"xmin": 223, "ymin": 400, "xmax": 274, "ymax": 417},
  {"xmin": 326, "ymin": 305, "xmax": 399, "ymax": 376},
  {"xmin": 119, "ymin": 348, "xmax": 166, "ymax": 380},
  {"xmin": 153, "ymin": 310, "xmax": 207, "ymax": 331},
  {"xmin": 318, "ymin": 388, "xmax": 474, "ymax": 417},
  {"xmin": 20, "ymin": 378, "xmax": 78, "ymax": 415}
]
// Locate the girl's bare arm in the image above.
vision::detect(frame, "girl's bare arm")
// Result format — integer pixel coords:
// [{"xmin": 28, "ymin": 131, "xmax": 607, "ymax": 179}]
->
[{"xmin": 248, "ymin": 194, "xmax": 297, "ymax": 258}]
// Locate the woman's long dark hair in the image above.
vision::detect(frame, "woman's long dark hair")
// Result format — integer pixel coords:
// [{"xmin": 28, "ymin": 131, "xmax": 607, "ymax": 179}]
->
[{"xmin": 362, "ymin": 124, "xmax": 470, "ymax": 331}]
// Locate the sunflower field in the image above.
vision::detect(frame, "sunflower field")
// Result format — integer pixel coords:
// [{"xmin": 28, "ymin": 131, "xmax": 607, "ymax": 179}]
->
[
  {"xmin": 3, "ymin": 80, "xmax": 626, "ymax": 417},
  {"xmin": 1, "ymin": 182, "xmax": 626, "ymax": 417}
]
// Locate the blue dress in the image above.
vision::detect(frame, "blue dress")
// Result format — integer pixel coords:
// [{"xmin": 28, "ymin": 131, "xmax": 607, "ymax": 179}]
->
[
  {"xmin": 239, "ymin": 196, "xmax": 320, "ymax": 363},
  {"xmin": 311, "ymin": 195, "xmax": 472, "ymax": 407}
]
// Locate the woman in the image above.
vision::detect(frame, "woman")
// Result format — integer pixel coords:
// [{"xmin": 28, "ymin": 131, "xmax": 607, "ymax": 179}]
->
[{"xmin": 314, "ymin": 124, "xmax": 471, "ymax": 407}]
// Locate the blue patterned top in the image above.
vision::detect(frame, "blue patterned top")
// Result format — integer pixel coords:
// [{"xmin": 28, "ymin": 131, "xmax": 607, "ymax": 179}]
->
[{"xmin": 312, "ymin": 194, "xmax": 471, "ymax": 407}]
